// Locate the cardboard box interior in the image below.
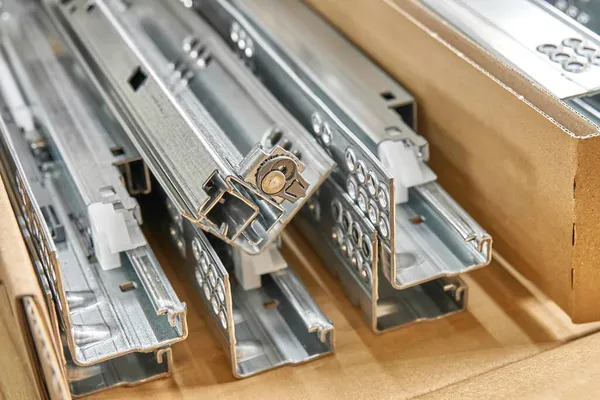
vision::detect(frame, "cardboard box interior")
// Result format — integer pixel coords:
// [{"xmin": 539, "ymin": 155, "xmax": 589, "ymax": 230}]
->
[{"xmin": 4, "ymin": 0, "xmax": 600, "ymax": 398}]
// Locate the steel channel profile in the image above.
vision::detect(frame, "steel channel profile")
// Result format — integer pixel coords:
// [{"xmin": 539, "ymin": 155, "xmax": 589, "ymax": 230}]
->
[
  {"xmin": 160, "ymin": 190, "xmax": 335, "ymax": 378},
  {"xmin": 190, "ymin": 0, "xmax": 492, "ymax": 332},
  {"xmin": 0, "ymin": 1, "xmax": 187, "ymax": 395},
  {"xmin": 44, "ymin": 0, "xmax": 334, "ymax": 255},
  {"xmin": 42, "ymin": 0, "xmax": 335, "ymax": 378}
]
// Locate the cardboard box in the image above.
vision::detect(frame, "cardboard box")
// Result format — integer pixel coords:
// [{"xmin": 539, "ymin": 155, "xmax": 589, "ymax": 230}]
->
[{"xmin": 305, "ymin": 0, "xmax": 600, "ymax": 323}]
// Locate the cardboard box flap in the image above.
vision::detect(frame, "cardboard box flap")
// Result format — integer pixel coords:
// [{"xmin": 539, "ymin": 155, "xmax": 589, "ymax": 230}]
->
[{"xmin": 391, "ymin": 0, "xmax": 600, "ymax": 139}]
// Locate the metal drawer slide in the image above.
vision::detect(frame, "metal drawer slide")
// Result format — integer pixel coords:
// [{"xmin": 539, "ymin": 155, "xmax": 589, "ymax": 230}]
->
[
  {"xmin": 0, "ymin": 3, "xmax": 187, "ymax": 394},
  {"xmin": 45, "ymin": 0, "xmax": 334, "ymax": 255},
  {"xmin": 193, "ymin": 0, "xmax": 492, "ymax": 332}
]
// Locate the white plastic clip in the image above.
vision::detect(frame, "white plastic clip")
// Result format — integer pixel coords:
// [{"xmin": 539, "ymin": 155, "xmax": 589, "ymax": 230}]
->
[
  {"xmin": 88, "ymin": 201, "xmax": 145, "ymax": 270},
  {"xmin": 378, "ymin": 140, "xmax": 437, "ymax": 204},
  {"xmin": 234, "ymin": 246, "xmax": 288, "ymax": 290}
]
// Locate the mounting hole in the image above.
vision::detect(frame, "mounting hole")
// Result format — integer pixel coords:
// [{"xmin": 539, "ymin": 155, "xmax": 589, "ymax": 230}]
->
[
  {"xmin": 263, "ymin": 299, "xmax": 279, "ymax": 309},
  {"xmin": 119, "ymin": 281, "xmax": 137, "ymax": 292},
  {"xmin": 268, "ymin": 129, "xmax": 283, "ymax": 146},
  {"xmin": 562, "ymin": 37, "xmax": 583, "ymax": 48},
  {"xmin": 341, "ymin": 211, "xmax": 352, "ymax": 233},
  {"xmin": 280, "ymin": 139, "xmax": 292, "ymax": 151},
  {"xmin": 536, "ymin": 43, "xmax": 557, "ymax": 54},
  {"xmin": 380, "ymin": 91, "xmax": 396, "ymax": 101},
  {"xmin": 110, "ymin": 146, "xmax": 125, "ymax": 156},
  {"xmin": 128, "ymin": 66, "xmax": 148, "ymax": 92},
  {"xmin": 564, "ymin": 60, "xmax": 587, "ymax": 73},
  {"xmin": 577, "ymin": 46, "xmax": 597, "ymax": 57},
  {"xmin": 351, "ymin": 222, "xmax": 362, "ymax": 246},
  {"xmin": 409, "ymin": 215, "xmax": 426, "ymax": 225},
  {"xmin": 331, "ymin": 199, "xmax": 343, "ymax": 223},
  {"xmin": 361, "ymin": 235, "xmax": 372, "ymax": 260},
  {"xmin": 345, "ymin": 148, "xmax": 357, "ymax": 172},
  {"xmin": 550, "ymin": 52, "xmax": 571, "ymax": 63}
]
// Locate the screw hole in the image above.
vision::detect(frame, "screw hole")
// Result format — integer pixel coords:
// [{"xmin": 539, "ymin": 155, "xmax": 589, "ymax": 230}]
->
[
  {"xmin": 110, "ymin": 146, "xmax": 125, "ymax": 156},
  {"xmin": 263, "ymin": 299, "xmax": 279, "ymax": 309},
  {"xmin": 409, "ymin": 215, "xmax": 426, "ymax": 224},
  {"xmin": 268, "ymin": 129, "xmax": 283, "ymax": 146},
  {"xmin": 119, "ymin": 281, "xmax": 137, "ymax": 292},
  {"xmin": 380, "ymin": 91, "xmax": 396, "ymax": 101}
]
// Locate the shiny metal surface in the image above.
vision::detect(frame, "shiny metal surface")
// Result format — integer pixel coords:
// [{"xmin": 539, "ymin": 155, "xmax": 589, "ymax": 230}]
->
[
  {"xmin": 194, "ymin": 0, "xmax": 491, "ymax": 294},
  {"xmin": 45, "ymin": 0, "xmax": 334, "ymax": 254},
  {"xmin": 295, "ymin": 179, "xmax": 466, "ymax": 333},
  {"xmin": 0, "ymin": 3, "xmax": 187, "ymax": 394},
  {"xmin": 157, "ymin": 186, "xmax": 334, "ymax": 378},
  {"xmin": 421, "ymin": 0, "xmax": 600, "ymax": 100}
]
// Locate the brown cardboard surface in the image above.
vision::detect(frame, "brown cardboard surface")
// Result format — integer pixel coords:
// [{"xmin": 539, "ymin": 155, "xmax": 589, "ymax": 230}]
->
[
  {"xmin": 2, "ymin": 221, "xmax": 600, "ymax": 399},
  {"xmin": 0, "ymin": 176, "xmax": 69, "ymax": 400},
  {"xmin": 0, "ymin": 284, "xmax": 41, "ymax": 400},
  {"xmin": 305, "ymin": 0, "xmax": 600, "ymax": 322},
  {"xmin": 2, "ymin": 226, "xmax": 600, "ymax": 400},
  {"xmin": 418, "ymin": 328, "xmax": 600, "ymax": 400}
]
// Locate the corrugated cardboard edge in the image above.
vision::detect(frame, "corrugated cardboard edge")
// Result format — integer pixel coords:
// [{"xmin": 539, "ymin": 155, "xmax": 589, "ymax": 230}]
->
[
  {"xmin": 0, "ymin": 177, "xmax": 69, "ymax": 399},
  {"xmin": 390, "ymin": 0, "xmax": 600, "ymax": 139},
  {"xmin": 306, "ymin": 0, "xmax": 600, "ymax": 321},
  {"xmin": 23, "ymin": 297, "xmax": 70, "ymax": 400}
]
